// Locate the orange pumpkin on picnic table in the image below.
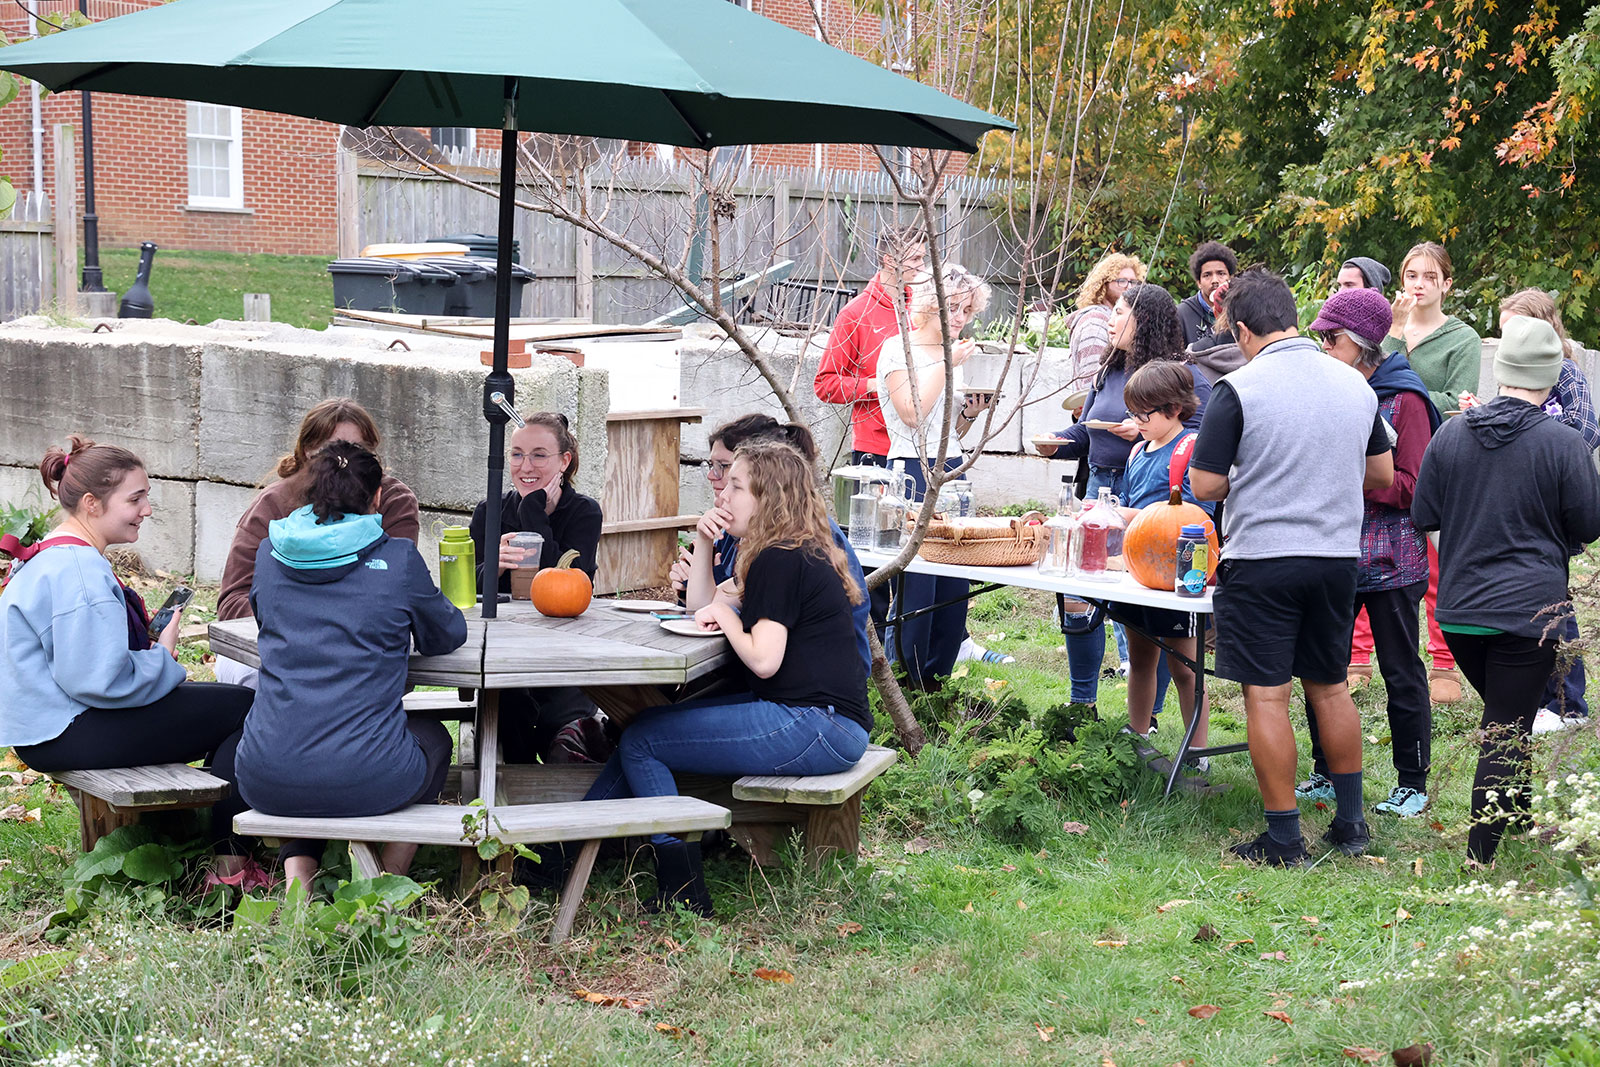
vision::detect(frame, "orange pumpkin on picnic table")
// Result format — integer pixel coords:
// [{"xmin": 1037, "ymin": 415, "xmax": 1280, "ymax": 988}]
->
[
  {"xmin": 531, "ymin": 549, "xmax": 593, "ymax": 617},
  {"xmin": 1123, "ymin": 488, "xmax": 1219, "ymax": 592}
]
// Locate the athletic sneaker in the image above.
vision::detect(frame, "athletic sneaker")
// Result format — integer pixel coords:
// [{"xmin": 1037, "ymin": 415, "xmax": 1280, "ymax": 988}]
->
[
  {"xmin": 1532, "ymin": 708, "xmax": 1575, "ymax": 735},
  {"xmin": 1182, "ymin": 754, "xmax": 1210, "ymax": 774},
  {"xmin": 1322, "ymin": 818, "xmax": 1371, "ymax": 856},
  {"xmin": 1148, "ymin": 714, "xmax": 1160, "ymax": 736},
  {"xmin": 1295, "ymin": 772, "xmax": 1336, "ymax": 801},
  {"xmin": 1229, "ymin": 831, "xmax": 1310, "ymax": 868},
  {"xmin": 956, "ymin": 637, "xmax": 1015, "ymax": 665},
  {"xmin": 1374, "ymin": 786, "xmax": 1429, "ymax": 818}
]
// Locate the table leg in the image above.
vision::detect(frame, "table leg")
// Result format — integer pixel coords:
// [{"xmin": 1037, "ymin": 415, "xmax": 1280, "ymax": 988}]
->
[
  {"xmin": 1166, "ymin": 612, "xmax": 1206, "ymax": 798},
  {"xmin": 550, "ymin": 839, "xmax": 601, "ymax": 945},
  {"xmin": 477, "ymin": 689, "xmax": 501, "ymax": 807}
]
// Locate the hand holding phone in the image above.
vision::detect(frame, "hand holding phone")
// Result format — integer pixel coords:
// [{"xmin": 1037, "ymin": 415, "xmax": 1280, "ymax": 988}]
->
[{"xmin": 147, "ymin": 586, "xmax": 195, "ymax": 645}]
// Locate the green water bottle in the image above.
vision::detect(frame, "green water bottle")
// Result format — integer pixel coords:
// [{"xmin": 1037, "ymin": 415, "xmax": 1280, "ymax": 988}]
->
[{"xmin": 439, "ymin": 526, "xmax": 477, "ymax": 609}]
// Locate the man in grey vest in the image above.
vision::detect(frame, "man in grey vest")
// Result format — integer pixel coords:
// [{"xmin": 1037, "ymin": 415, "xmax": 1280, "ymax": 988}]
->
[{"xmin": 1190, "ymin": 269, "xmax": 1395, "ymax": 866}]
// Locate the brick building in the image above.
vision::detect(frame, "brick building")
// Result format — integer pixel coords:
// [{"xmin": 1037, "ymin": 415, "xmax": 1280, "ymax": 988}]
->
[{"xmin": 0, "ymin": 0, "xmax": 899, "ymax": 257}]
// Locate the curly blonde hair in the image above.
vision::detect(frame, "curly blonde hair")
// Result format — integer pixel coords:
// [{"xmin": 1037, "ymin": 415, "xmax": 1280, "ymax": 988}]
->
[
  {"xmin": 731, "ymin": 442, "xmax": 864, "ymax": 606},
  {"xmin": 1076, "ymin": 253, "xmax": 1146, "ymax": 310},
  {"xmin": 908, "ymin": 262, "xmax": 993, "ymax": 319}
]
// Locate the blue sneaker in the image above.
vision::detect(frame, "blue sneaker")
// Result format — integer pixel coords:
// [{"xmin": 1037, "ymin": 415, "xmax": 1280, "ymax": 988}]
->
[
  {"xmin": 1295, "ymin": 773, "xmax": 1335, "ymax": 802},
  {"xmin": 1374, "ymin": 786, "xmax": 1429, "ymax": 818}
]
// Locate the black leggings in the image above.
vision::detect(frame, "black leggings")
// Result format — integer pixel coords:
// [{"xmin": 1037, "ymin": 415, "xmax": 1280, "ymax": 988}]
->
[
  {"xmin": 17, "ymin": 682, "xmax": 254, "ymax": 854},
  {"xmin": 1443, "ymin": 631, "xmax": 1557, "ymax": 863},
  {"xmin": 278, "ymin": 716, "xmax": 453, "ymax": 864}
]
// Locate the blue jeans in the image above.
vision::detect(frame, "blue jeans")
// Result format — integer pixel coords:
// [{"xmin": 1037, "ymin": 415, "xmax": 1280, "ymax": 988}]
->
[
  {"xmin": 1063, "ymin": 465, "xmax": 1171, "ymax": 712},
  {"xmin": 1542, "ymin": 612, "xmax": 1589, "ymax": 718},
  {"xmin": 887, "ymin": 458, "xmax": 970, "ymax": 684},
  {"xmin": 584, "ymin": 692, "xmax": 869, "ymax": 844}
]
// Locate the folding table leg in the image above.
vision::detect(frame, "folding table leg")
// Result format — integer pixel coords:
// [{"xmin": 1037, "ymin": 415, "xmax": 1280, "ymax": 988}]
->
[
  {"xmin": 550, "ymin": 839, "xmax": 601, "ymax": 945},
  {"xmin": 1165, "ymin": 611, "xmax": 1207, "ymax": 798}
]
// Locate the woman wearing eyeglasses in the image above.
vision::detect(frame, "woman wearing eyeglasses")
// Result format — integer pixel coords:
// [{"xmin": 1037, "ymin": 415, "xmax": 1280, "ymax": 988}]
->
[{"xmin": 469, "ymin": 411, "xmax": 604, "ymax": 761}]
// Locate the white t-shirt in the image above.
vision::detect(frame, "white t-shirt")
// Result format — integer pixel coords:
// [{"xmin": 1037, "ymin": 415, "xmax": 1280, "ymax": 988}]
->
[{"xmin": 875, "ymin": 335, "xmax": 966, "ymax": 462}]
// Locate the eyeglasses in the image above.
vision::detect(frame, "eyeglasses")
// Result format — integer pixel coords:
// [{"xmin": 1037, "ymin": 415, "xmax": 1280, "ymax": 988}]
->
[
  {"xmin": 510, "ymin": 450, "xmax": 561, "ymax": 464},
  {"xmin": 1108, "ymin": 276, "xmax": 1136, "ymax": 288},
  {"xmin": 708, "ymin": 460, "xmax": 731, "ymax": 478},
  {"xmin": 1130, "ymin": 409, "xmax": 1162, "ymax": 423}
]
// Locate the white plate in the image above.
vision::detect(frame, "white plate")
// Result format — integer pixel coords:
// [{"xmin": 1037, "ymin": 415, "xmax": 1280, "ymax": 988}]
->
[
  {"xmin": 660, "ymin": 619, "xmax": 724, "ymax": 638},
  {"xmin": 609, "ymin": 599, "xmax": 680, "ymax": 613}
]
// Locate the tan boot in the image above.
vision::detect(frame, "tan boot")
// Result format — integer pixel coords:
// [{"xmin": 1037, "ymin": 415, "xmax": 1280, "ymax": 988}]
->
[
  {"xmin": 1429, "ymin": 667, "xmax": 1464, "ymax": 705},
  {"xmin": 1348, "ymin": 662, "xmax": 1374, "ymax": 690}
]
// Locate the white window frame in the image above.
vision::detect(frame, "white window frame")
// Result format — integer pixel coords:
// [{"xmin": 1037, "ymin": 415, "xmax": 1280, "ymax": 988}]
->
[
  {"xmin": 430, "ymin": 127, "xmax": 477, "ymax": 156},
  {"xmin": 186, "ymin": 102, "xmax": 243, "ymax": 210}
]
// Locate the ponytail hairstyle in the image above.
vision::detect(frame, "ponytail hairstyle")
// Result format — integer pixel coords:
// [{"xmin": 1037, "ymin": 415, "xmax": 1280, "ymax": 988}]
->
[
  {"xmin": 731, "ymin": 442, "xmax": 864, "ymax": 606},
  {"xmin": 708, "ymin": 413, "xmax": 819, "ymax": 464},
  {"xmin": 304, "ymin": 440, "xmax": 383, "ymax": 524},
  {"xmin": 276, "ymin": 398, "xmax": 381, "ymax": 480},
  {"xmin": 521, "ymin": 411, "xmax": 580, "ymax": 487},
  {"xmin": 39, "ymin": 434, "xmax": 145, "ymax": 514}
]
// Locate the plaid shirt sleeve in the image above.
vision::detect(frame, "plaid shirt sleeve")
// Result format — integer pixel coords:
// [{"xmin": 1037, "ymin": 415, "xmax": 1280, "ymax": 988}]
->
[{"xmin": 1554, "ymin": 359, "xmax": 1600, "ymax": 451}]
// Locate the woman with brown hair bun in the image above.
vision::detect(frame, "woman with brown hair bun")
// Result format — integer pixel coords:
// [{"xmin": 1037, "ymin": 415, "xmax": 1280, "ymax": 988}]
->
[
  {"xmin": 216, "ymin": 398, "xmax": 419, "ymax": 686},
  {"xmin": 0, "ymin": 436, "xmax": 259, "ymax": 881}
]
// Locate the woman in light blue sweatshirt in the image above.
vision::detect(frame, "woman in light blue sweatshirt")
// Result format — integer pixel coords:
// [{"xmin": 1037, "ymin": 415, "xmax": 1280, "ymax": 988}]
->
[{"xmin": 0, "ymin": 436, "xmax": 256, "ymax": 873}]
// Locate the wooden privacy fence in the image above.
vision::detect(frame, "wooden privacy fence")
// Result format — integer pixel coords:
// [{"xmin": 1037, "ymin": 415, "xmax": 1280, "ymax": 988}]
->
[
  {"xmin": 0, "ymin": 192, "xmax": 56, "ymax": 323},
  {"xmin": 344, "ymin": 148, "xmax": 1026, "ymax": 326}
]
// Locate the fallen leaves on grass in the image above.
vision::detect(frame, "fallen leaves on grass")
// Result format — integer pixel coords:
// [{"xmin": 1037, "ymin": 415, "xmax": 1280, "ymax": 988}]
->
[
  {"xmin": 1412, "ymin": 858, "xmax": 1425, "ymax": 877},
  {"xmin": 0, "ymin": 770, "xmax": 40, "ymax": 786},
  {"xmin": 1170, "ymin": 975, "xmax": 1186, "ymax": 986},
  {"xmin": 836, "ymin": 922, "xmax": 863, "ymax": 938},
  {"xmin": 573, "ymin": 989, "xmax": 649, "ymax": 1010},
  {"xmin": 1035, "ymin": 1024, "xmax": 1054, "ymax": 1042},
  {"xmin": 1193, "ymin": 924, "xmax": 1219, "ymax": 942},
  {"xmin": 904, "ymin": 836, "xmax": 934, "ymax": 854},
  {"xmin": 1428, "ymin": 820, "xmax": 1445, "ymax": 833},
  {"xmin": 654, "ymin": 1023, "xmax": 694, "ymax": 1039},
  {"xmin": 1259, "ymin": 951, "xmax": 1288, "ymax": 961},
  {"xmin": 1343, "ymin": 1049, "xmax": 1384, "ymax": 1063},
  {"xmin": 1062, "ymin": 821, "xmax": 1089, "ymax": 835},
  {"xmin": 1380, "ymin": 908, "xmax": 1412, "ymax": 929},
  {"xmin": 1001, "ymin": 864, "xmax": 1018, "ymax": 872},
  {"xmin": 1300, "ymin": 916, "xmax": 1320, "ymax": 925},
  {"xmin": 1187, "ymin": 1004, "xmax": 1221, "ymax": 1020},
  {"xmin": 1157, "ymin": 899, "xmax": 1194, "ymax": 913},
  {"xmin": 1263, "ymin": 1010, "xmax": 1292, "ymax": 1025},
  {"xmin": 1366, "ymin": 856, "xmax": 1387, "ymax": 866},
  {"xmin": 1391, "ymin": 1043, "xmax": 1435, "ymax": 1066},
  {"xmin": 961, "ymin": 902, "xmax": 974, "ymax": 913},
  {"xmin": 1093, "ymin": 939, "xmax": 1127, "ymax": 948},
  {"xmin": 0, "ymin": 804, "xmax": 40, "ymax": 823},
  {"xmin": 1222, "ymin": 938, "xmax": 1255, "ymax": 952},
  {"xmin": 1016, "ymin": 900, "xmax": 1029, "ymax": 910},
  {"xmin": 983, "ymin": 678, "xmax": 1009, "ymax": 693},
  {"xmin": 752, "ymin": 968, "xmax": 794, "ymax": 984}
]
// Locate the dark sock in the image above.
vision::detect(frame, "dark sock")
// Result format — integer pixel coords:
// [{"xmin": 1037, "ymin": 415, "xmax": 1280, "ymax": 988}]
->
[
  {"xmin": 1264, "ymin": 807, "xmax": 1301, "ymax": 848},
  {"xmin": 1331, "ymin": 771, "xmax": 1365, "ymax": 825}
]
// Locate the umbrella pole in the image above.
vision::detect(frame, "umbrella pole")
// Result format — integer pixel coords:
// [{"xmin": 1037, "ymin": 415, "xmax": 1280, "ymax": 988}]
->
[{"xmin": 480, "ymin": 78, "xmax": 521, "ymax": 620}]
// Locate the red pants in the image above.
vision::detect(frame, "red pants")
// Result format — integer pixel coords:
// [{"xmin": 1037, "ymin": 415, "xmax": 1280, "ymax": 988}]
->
[{"xmin": 1350, "ymin": 542, "xmax": 1454, "ymax": 670}]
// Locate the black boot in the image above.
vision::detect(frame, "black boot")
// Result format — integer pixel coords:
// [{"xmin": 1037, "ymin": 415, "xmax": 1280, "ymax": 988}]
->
[{"xmin": 649, "ymin": 838, "xmax": 713, "ymax": 917}]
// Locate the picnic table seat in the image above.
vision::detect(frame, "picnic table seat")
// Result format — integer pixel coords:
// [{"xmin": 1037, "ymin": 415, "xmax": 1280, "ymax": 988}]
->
[
  {"xmin": 457, "ymin": 743, "xmax": 898, "ymax": 865},
  {"xmin": 235, "ymin": 796, "xmax": 731, "ymax": 943},
  {"xmin": 48, "ymin": 764, "xmax": 232, "ymax": 851}
]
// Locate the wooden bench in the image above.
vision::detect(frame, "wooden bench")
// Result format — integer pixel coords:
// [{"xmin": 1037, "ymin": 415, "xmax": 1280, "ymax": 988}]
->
[
  {"xmin": 49, "ymin": 764, "xmax": 232, "ymax": 851},
  {"xmin": 235, "ymin": 796, "xmax": 731, "ymax": 943},
  {"xmin": 460, "ymin": 743, "xmax": 898, "ymax": 865}
]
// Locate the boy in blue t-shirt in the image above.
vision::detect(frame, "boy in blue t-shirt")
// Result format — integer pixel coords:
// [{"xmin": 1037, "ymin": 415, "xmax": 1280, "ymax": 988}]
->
[{"xmin": 1117, "ymin": 361, "xmax": 1216, "ymax": 747}]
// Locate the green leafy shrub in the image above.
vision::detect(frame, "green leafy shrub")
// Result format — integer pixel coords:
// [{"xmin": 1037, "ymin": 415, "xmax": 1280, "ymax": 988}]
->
[
  {"xmin": 52, "ymin": 825, "xmax": 220, "ymax": 931},
  {"xmin": 234, "ymin": 875, "xmax": 430, "ymax": 986}
]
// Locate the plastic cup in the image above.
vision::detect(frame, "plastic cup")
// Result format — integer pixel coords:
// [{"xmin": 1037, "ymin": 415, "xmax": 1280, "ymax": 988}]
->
[{"xmin": 508, "ymin": 532, "xmax": 544, "ymax": 600}]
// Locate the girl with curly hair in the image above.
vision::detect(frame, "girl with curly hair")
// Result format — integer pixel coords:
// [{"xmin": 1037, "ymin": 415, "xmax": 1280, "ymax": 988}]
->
[
  {"xmin": 1043, "ymin": 282, "xmax": 1213, "ymax": 715},
  {"xmin": 1067, "ymin": 253, "xmax": 1146, "ymax": 391},
  {"xmin": 583, "ymin": 441, "xmax": 871, "ymax": 914}
]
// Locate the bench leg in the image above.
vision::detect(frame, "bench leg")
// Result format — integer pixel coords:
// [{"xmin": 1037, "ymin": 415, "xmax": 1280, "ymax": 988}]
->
[
  {"xmin": 68, "ymin": 788, "xmax": 139, "ymax": 853},
  {"xmin": 804, "ymin": 789, "xmax": 864, "ymax": 863},
  {"xmin": 477, "ymin": 690, "xmax": 501, "ymax": 807},
  {"xmin": 550, "ymin": 839, "xmax": 600, "ymax": 946},
  {"xmin": 730, "ymin": 822, "xmax": 793, "ymax": 866},
  {"xmin": 349, "ymin": 841, "xmax": 384, "ymax": 880}
]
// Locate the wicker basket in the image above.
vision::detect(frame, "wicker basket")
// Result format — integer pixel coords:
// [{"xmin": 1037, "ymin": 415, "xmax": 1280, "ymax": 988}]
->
[{"xmin": 917, "ymin": 511, "xmax": 1048, "ymax": 567}]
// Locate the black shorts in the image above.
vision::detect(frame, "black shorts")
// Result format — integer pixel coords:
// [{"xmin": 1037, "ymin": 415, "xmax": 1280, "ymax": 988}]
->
[
  {"xmin": 1213, "ymin": 556, "xmax": 1358, "ymax": 687},
  {"xmin": 1116, "ymin": 603, "xmax": 1204, "ymax": 640}
]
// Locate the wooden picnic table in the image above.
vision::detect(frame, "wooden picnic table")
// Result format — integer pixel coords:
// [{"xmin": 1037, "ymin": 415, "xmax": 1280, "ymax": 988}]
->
[{"xmin": 208, "ymin": 599, "xmax": 732, "ymax": 808}]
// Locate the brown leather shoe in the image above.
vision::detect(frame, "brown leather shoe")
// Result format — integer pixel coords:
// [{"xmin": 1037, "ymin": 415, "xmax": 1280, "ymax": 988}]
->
[
  {"xmin": 1429, "ymin": 667, "xmax": 1464, "ymax": 704},
  {"xmin": 1348, "ymin": 662, "xmax": 1374, "ymax": 690}
]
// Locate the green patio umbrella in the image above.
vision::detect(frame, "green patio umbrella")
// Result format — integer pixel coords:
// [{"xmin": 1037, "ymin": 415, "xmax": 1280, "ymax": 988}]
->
[{"xmin": 0, "ymin": 0, "xmax": 1014, "ymax": 613}]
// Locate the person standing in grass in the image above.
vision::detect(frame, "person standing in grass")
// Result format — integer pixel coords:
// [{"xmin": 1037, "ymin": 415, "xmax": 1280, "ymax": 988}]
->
[
  {"xmin": 1386, "ymin": 241, "xmax": 1480, "ymax": 706},
  {"xmin": 1410, "ymin": 316, "xmax": 1600, "ymax": 866},
  {"xmin": 1300, "ymin": 288, "xmax": 1440, "ymax": 819},
  {"xmin": 1191, "ymin": 269, "xmax": 1395, "ymax": 867}
]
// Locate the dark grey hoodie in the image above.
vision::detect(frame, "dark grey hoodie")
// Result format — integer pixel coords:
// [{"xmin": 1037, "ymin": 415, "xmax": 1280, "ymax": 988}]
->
[{"xmin": 1412, "ymin": 396, "xmax": 1600, "ymax": 637}]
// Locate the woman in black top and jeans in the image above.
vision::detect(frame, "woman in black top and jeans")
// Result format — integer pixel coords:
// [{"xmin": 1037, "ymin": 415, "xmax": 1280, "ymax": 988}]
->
[
  {"xmin": 469, "ymin": 412, "xmax": 605, "ymax": 761},
  {"xmin": 584, "ymin": 441, "xmax": 871, "ymax": 914}
]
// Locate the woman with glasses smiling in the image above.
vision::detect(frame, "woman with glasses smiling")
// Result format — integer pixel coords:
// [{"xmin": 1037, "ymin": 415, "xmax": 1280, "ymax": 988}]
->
[{"xmin": 469, "ymin": 411, "xmax": 604, "ymax": 762}]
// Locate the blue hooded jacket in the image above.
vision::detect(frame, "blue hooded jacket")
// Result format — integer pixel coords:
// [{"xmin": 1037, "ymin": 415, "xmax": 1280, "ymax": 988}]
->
[{"xmin": 236, "ymin": 506, "xmax": 467, "ymax": 818}]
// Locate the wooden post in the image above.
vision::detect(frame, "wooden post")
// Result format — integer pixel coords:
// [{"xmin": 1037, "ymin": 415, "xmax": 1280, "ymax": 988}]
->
[
  {"xmin": 574, "ymin": 228, "xmax": 594, "ymax": 322},
  {"xmin": 81, "ymin": 292, "xmax": 116, "ymax": 318},
  {"xmin": 243, "ymin": 293, "xmax": 271, "ymax": 321},
  {"xmin": 943, "ymin": 186, "xmax": 963, "ymax": 260},
  {"xmin": 772, "ymin": 176, "xmax": 791, "ymax": 257},
  {"xmin": 51, "ymin": 124, "xmax": 77, "ymax": 316},
  {"xmin": 336, "ymin": 141, "xmax": 360, "ymax": 258}
]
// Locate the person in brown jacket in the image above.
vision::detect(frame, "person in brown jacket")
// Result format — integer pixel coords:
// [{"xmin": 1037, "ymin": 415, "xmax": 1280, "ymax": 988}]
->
[{"xmin": 214, "ymin": 398, "xmax": 419, "ymax": 686}]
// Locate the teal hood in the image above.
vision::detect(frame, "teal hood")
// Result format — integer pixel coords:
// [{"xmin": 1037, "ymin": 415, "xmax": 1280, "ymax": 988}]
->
[{"xmin": 267, "ymin": 505, "xmax": 385, "ymax": 571}]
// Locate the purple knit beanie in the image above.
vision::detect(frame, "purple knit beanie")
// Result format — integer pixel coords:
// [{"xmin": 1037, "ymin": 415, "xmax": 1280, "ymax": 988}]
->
[{"xmin": 1310, "ymin": 288, "xmax": 1393, "ymax": 348}]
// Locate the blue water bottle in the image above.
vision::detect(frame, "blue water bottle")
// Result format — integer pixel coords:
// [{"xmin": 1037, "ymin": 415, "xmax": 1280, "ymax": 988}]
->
[{"xmin": 1175, "ymin": 524, "xmax": 1209, "ymax": 597}]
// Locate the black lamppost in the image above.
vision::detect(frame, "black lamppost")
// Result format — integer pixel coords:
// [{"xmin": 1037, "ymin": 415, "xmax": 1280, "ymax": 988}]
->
[{"xmin": 77, "ymin": 0, "xmax": 104, "ymax": 292}]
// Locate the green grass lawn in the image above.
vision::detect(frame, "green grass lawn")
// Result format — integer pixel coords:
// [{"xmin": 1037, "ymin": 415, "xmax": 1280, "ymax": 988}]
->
[
  {"xmin": 2, "ymin": 581, "xmax": 1598, "ymax": 1065},
  {"xmin": 81, "ymin": 247, "xmax": 334, "ymax": 330}
]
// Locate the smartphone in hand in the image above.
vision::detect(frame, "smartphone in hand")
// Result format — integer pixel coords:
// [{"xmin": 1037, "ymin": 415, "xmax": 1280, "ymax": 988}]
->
[{"xmin": 146, "ymin": 586, "xmax": 196, "ymax": 644}]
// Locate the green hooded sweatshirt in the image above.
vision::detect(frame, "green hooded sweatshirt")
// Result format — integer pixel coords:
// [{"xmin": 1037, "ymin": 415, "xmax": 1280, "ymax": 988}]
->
[{"xmin": 1385, "ymin": 316, "xmax": 1482, "ymax": 416}]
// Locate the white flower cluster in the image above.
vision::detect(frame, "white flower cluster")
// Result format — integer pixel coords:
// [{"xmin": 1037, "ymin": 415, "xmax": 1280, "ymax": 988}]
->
[{"xmin": 1535, "ymin": 771, "xmax": 1600, "ymax": 883}]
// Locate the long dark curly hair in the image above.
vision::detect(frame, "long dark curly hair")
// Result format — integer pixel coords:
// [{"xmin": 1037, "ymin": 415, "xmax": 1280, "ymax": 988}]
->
[{"xmin": 1098, "ymin": 282, "xmax": 1185, "ymax": 384}]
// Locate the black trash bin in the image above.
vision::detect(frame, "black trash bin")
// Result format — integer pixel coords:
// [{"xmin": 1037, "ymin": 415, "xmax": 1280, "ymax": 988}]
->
[
  {"xmin": 328, "ymin": 257, "xmax": 458, "ymax": 315},
  {"xmin": 428, "ymin": 232, "xmax": 521, "ymax": 264},
  {"xmin": 419, "ymin": 256, "xmax": 535, "ymax": 317}
]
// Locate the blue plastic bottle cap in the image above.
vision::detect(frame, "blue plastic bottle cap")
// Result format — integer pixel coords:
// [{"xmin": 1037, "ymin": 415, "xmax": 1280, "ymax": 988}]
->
[{"xmin": 1179, "ymin": 524, "xmax": 1208, "ymax": 538}]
